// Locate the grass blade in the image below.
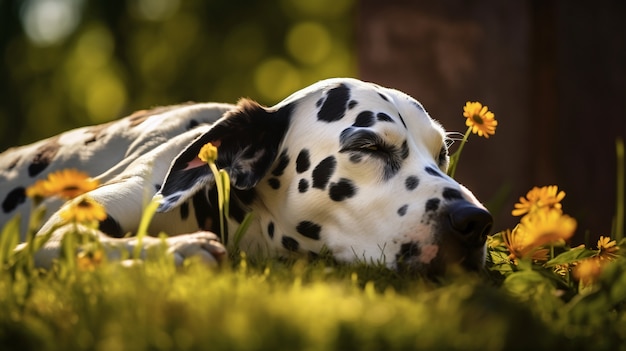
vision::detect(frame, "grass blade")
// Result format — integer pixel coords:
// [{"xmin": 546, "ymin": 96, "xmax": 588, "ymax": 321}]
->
[
  {"xmin": 133, "ymin": 196, "xmax": 161, "ymax": 260},
  {"xmin": 0, "ymin": 215, "xmax": 20, "ymax": 266},
  {"xmin": 233, "ymin": 212, "xmax": 254, "ymax": 249}
]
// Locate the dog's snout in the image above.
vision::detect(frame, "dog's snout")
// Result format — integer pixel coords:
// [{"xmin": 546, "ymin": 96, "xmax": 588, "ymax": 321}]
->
[{"xmin": 447, "ymin": 201, "xmax": 493, "ymax": 245}]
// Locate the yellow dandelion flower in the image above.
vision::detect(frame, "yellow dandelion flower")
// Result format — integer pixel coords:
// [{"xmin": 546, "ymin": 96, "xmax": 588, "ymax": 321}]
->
[
  {"xmin": 26, "ymin": 169, "xmax": 99, "ymax": 200},
  {"xmin": 503, "ymin": 209, "xmax": 576, "ymax": 261},
  {"xmin": 77, "ymin": 249, "xmax": 105, "ymax": 271},
  {"xmin": 198, "ymin": 143, "xmax": 218, "ymax": 164},
  {"xmin": 573, "ymin": 257, "xmax": 603, "ymax": 285},
  {"xmin": 502, "ymin": 228, "xmax": 522, "ymax": 259},
  {"xmin": 25, "ymin": 178, "xmax": 52, "ymax": 201},
  {"xmin": 596, "ymin": 236, "xmax": 619, "ymax": 260},
  {"xmin": 502, "ymin": 228, "xmax": 550, "ymax": 262},
  {"xmin": 512, "ymin": 185, "xmax": 566, "ymax": 217},
  {"xmin": 463, "ymin": 101, "xmax": 497, "ymax": 138},
  {"xmin": 60, "ymin": 196, "xmax": 107, "ymax": 223},
  {"xmin": 517, "ymin": 208, "xmax": 576, "ymax": 249}
]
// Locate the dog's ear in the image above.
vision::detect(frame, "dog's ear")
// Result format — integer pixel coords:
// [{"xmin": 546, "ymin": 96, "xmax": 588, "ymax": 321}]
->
[{"xmin": 156, "ymin": 99, "xmax": 292, "ymax": 212}]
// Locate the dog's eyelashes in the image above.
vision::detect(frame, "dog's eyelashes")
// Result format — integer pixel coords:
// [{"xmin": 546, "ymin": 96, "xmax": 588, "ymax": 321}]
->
[
  {"xmin": 358, "ymin": 142, "xmax": 391, "ymax": 155},
  {"xmin": 339, "ymin": 136, "xmax": 388, "ymax": 154},
  {"xmin": 444, "ymin": 131, "xmax": 464, "ymax": 147},
  {"xmin": 340, "ymin": 144, "xmax": 384, "ymax": 154},
  {"xmin": 445, "ymin": 131, "xmax": 465, "ymax": 139},
  {"xmin": 437, "ymin": 147, "xmax": 449, "ymax": 166},
  {"xmin": 362, "ymin": 143, "xmax": 382, "ymax": 152}
]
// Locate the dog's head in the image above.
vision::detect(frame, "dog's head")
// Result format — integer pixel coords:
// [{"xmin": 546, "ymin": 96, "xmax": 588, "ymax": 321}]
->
[{"xmin": 157, "ymin": 78, "xmax": 492, "ymax": 275}]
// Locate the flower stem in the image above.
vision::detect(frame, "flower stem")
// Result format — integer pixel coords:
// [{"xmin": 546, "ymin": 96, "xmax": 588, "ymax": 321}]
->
[
  {"xmin": 208, "ymin": 163, "xmax": 227, "ymax": 243},
  {"xmin": 133, "ymin": 196, "xmax": 161, "ymax": 260},
  {"xmin": 447, "ymin": 126, "xmax": 472, "ymax": 178}
]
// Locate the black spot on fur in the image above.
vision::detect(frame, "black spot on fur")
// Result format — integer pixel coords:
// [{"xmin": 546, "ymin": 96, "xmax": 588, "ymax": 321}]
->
[
  {"xmin": 84, "ymin": 124, "xmax": 108, "ymax": 145},
  {"xmin": 349, "ymin": 154, "xmax": 362, "ymax": 163},
  {"xmin": 28, "ymin": 140, "xmax": 60, "ymax": 177},
  {"xmin": 329, "ymin": 178, "xmax": 357, "ymax": 202},
  {"xmin": 405, "ymin": 176, "xmax": 419, "ymax": 191},
  {"xmin": 99, "ymin": 215, "xmax": 124, "ymax": 238},
  {"xmin": 180, "ymin": 202, "xmax": 190, "ymax": 220},
  {"xmin": 400, "ymin": 140, "xmax": 409, "ymax": 160},
  {"xmin": 298, "ymin": 179, "xmax": 309, "ymax": 193},
  {"xmin": 272, "ymin": 149, "xmax": 290, "ymax": 176},
  {"xmin": 154, "ymin": 184, "xmax": 162, "ymax": 191},
  {"xmin": 339, "ymin": 127, "xmax": 355, "ymax": 146},
  {"xmin": 377, "ymin": 112, "xmax": 394, "ymax": 123},
  {"xmin": 348, "ymin": 100, "xmax": 358, "ymax": 109},
  {"xmin": 412, "ymin": 100, "xmax": 426, "ymax": 113},
  {"xmin": 397, "ymin": 204, "xmax": 408, "ymax": 216},
  {"xmin": 229, "ymin": 190, "xmax": 250, "ymax": 223},
  {"xmin": 316, "ymin": 97, "xmax": 324, "ymax": 108},
  {"xmin": 353, "ymin": 111, "xmax": 375, "ymax": 127},
  {"xmin": 268, "ymin": 178, "xmax": 280, "ymax": 189},
  {"xmin": 234, "ymin": 188, "xmax": 256, "ymax": 206},
  {"xmin": 296, "ymin": 149, "xmax": 311, "ymax": 173},
  {"xmin": 425, "ymin": 198, "xmax": 441, "ymax": 212},
  {"xmin": 7, "ymin": 156, "xmax": 20, "ymax": 171},
  {"xmin": 296, "ymin": 221, "xmax": 321, "ymax": 240},
  {"xmin": 317, "ymin": 84, "xmax": 350, "ymax": 122},
  {"xmin": 425, "ymin": 166, "xmax": 444, "ymax": 178},
  {"xmin": 2, "ymin": 187, "xmax": 25, "ymax": 213},
  {"xmin": 268, "ymin": 222, "xmax": 275, "ymax": 239},
  {"xmin": 443, "ymin": 188, "xmax": 464, "ymax": 201},
  {"xmin": 282, "ymin": 236, "xmax": 300, "ymax": 252},
  {"xmin": 396, "ymin": 242, "xmax": 421, "ymax": 262},
  {"xmin": 312, "ymin": 156, "xmax": 336, "ymax": 190},
  {"xmin": 378, "ymin": 92, "xmax": 389, "ymax": 102},
  {"xmin": 187, "ymin": 119, "xmax": 199, "ymax": 130},
  {"xmin": 383, "ymin": 160, "xmax": 403, "ymax": 181},
  {"xmin": 84, "ymin": 136, "xmax": 97, "ymax": 145},
  {"xmin": 398, "ymin": 113, "xmax": 407, "ymax": 129},
  {"xmin": 193, "ymin": 190, "xmax": 219, "ymax": 235}
]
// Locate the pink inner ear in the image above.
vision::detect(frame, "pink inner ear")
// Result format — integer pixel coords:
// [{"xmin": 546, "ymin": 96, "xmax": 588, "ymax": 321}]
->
[
  {"xmin": 182, "ymin": 140, "xmax": 222, "ymax": 171},
  {"xmin": 184, "ymin": 157, "xmax": 208, "ymax": 171}
]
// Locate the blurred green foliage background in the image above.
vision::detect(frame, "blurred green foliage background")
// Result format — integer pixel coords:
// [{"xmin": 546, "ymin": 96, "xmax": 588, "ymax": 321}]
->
[{"xmin": 0, "ymin": 0, "xmax": 357, "ymax": 151}]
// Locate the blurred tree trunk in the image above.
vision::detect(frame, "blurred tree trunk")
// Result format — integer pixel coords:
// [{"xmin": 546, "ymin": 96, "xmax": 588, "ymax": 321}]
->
[
  {"xmin": 0, "ymin": 1, "xmax": 25, "ymax": 148},
  {"xmin": 357, "ymin": 0, "xmax": 626, "ymax": 242}
]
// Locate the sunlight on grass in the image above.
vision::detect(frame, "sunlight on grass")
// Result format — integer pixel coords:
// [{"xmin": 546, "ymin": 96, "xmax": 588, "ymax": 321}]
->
[{"xmin": 1, "ymin": 249, "xmax": 625, "ymax": 350}]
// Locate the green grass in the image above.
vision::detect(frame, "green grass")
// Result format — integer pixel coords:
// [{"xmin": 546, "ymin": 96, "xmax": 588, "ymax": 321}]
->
[{"xmin": 0, "ymin": 247, "xmax": 625, "ymax": 351}]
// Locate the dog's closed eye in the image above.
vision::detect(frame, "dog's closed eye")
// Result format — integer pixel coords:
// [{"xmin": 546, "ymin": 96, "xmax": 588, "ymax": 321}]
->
[
  {"xmin": 339, "ymin": 128, "xmax": 390, "ymax": 154},
  {"xmin": 437, "ymin": 146, "xmax": 448, "ymax": 167}
]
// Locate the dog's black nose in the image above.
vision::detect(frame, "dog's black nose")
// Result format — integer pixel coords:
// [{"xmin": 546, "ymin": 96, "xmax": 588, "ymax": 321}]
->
[{"xmin": 447, "ymin": 201, "xmax": 493, "ymax": 245}]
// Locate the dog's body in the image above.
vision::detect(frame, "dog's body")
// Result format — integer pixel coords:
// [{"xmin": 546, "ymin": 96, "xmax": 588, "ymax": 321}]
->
[{"xmin": 0, "ymin": 78, "xmax": 492, "ymax": 275}]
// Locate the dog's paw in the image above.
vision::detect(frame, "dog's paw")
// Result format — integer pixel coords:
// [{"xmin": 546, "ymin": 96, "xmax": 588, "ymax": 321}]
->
[{"xmin": 165, "ymin": 231, "xmax": 227, "ymax": 267}]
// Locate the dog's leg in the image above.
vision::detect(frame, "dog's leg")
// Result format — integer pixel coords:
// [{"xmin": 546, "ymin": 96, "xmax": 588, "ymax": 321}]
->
[{"xmin": 15, "ymin": 224, "xmax": 227, "ymax": 269}]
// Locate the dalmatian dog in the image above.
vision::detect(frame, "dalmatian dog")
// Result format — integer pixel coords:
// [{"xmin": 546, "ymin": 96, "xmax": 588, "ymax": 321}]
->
[{"xmin": 0, "ymin": 78, "xmax": 492, "ymax": 276}]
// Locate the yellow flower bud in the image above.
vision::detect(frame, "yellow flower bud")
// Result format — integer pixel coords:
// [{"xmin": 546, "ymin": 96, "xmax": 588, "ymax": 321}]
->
[{"xmin": 198, "ymin": 143, "xmax": 218, "ymax": 164}]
